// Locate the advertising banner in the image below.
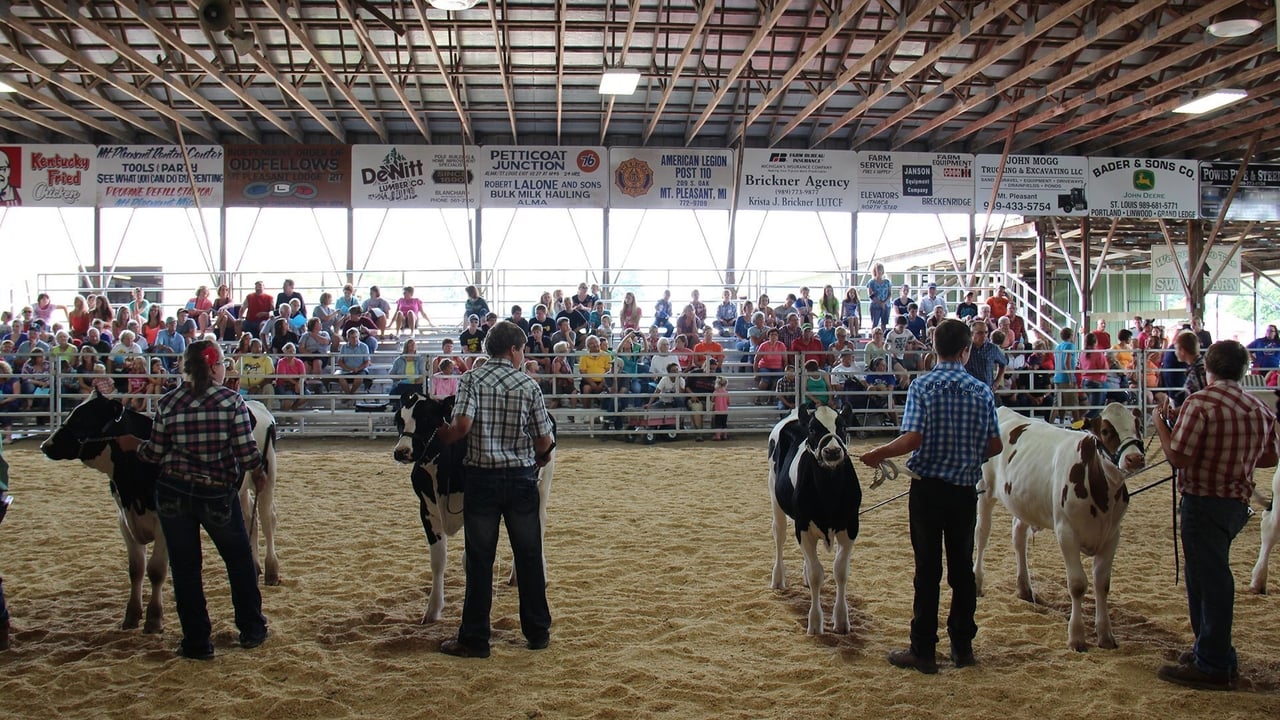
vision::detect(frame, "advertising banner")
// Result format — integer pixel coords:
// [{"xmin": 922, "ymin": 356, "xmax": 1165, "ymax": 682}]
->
[
  {"xmin": 738, "ymin": 148, "xmax": 855, "ymax": 211},
  {"xmin": 479, "ymin": 145, "xmax": 607, "ymax": 208},
  {"xmin": 608, "ymin": 147, "xmax": 735, "ymax": 210},
  {"xmin": 974, "ymin": 154, "xmax": 1089, "ymax": 216},
  {"xmin": 1199, "ymin": 162, "xmax": 1280, "ymax": 221},
  {"xmin": 1150, "ymin": 243, "xmax": 1241, "ymax": 295},
  {"xmin": 96, "ymin": 145, "xmax": 223, "ymax": 208},
  {"xmin": 856, "ymin": 151, "xmax": 974, "ymax": 213},
  {"xmin": 0, "ymin": 144, "xmax": 95, "ymax": 207},
  {"xmin": 1087, "ymin": 157, "xmax": 1198, "ymax": 219},
  {"xmin": 351, "ymin": 145, "xmax": 433, "ymax": 208},
  {"xmin": 224, "ymin": 144, "xmax": 350, "ymax": 207}
]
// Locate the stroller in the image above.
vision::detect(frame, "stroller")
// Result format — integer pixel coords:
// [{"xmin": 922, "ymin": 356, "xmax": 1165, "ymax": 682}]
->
[{"xmin": 628, "ymin": 401, "xmax": 681, "ymax": 444}]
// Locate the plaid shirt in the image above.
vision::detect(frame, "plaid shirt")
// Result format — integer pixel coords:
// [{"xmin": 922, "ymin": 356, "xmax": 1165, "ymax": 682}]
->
[
  {"xmin": 137, "ymin": 383, "xmax": 262, "ymax": 488},
  {"xmin": 453, "ymin": 357, "xmax": 554, "ymax": 469},
  {"xmin": 902, "ymin": 361, "xmax": 1000, "ymax": 486},
  {"xmin": 1168, "ymin": 380, "xmax": 1277, "ymax": 503}
]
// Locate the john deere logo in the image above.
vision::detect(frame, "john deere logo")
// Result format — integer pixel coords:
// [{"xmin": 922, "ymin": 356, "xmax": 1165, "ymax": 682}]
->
[{"xmin": 1133, "ymin": 170, "xmax": 1156, "ymax": 190}]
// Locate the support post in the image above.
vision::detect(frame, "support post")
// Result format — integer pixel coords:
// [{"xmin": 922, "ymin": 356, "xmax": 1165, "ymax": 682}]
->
[
  {"xmin": 1187, "ymin": 220, "xmax": 1205, "ymax": 321},
  {"xmin": 346, "ymin": 209, "xmax": 355, "ymax": 286},
  {"xmin": 1080, "ymin": 217, "xmax": 1091, "ymax": 333}
]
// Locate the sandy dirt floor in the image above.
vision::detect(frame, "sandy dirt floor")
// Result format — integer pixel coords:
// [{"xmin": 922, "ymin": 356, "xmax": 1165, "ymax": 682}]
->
[{"xmin": 0, "ymin": 432, "xmax": 1277, "ymax": 719}]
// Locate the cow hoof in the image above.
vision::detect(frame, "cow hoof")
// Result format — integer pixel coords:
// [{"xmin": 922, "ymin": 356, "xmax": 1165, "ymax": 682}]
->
[
  {"xmin": 420, "ymin": 613, "xmax": 443, "ymax": 625},
  {"xmin": 264, "ymin": 573, "xmax": 281, "ymax": 587},
  {"xmin": 1017, "ymin": 590, "xmax": 1036, "ymax": 604},
  {"xmin": 1070, "ymin": 641, "xmax": 1088, "ymax": 653},
  {"xmin": 1098, "ymin": 637, "xmax": 1118, "ymax": 650},
  {"xmin": 122, "ymin": 610, "xmax": 142, "ymax": 631},
  {"xmin": 1248, "ymin": 584, "xmax": 1266, "ymax": 595},
  {"xmin": 143, "ymin": 619, "xmax": 163, "ymax": 634}
]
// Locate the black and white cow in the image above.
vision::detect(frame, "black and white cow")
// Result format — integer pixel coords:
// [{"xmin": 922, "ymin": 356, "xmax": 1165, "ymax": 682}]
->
[
  {"xmin": 768, "ymin": 405, "xmax": 861, "ymax": 635},
  {"xmin": 392, "ymin": 392, "xmax": 555, "ymax": 623},
  {"xmin": 40, "ymin": 391, "xmax": 280, "ymax": 632},
  {"xmin": 1245, "ymin": 386, "xmax": 1280, "ymax": 594}
]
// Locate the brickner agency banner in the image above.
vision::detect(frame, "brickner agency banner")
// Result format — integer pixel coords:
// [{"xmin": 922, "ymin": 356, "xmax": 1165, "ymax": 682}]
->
[
  {"xmin": 224, "ymin": 145, "xmax": 350, "ymax": 208},
  {"xmin": 96, "ymin": 145, "xmax": 223, "ymax": 208},
  {"xmin": 1087, "ymin": 157, "xmax": 1198, "ymax": 219},
  {"xmin": 480, "ymin": 145, "xmax": 607, "ymax": 208},
  {"xmin": 0, "ymin": 144, "xmax": 96, "ymax": 207},
  {"xmin": 856, "ymin": 151, "xmax": 973, "ymax": 213},
  {"xmin": 738, "ymin": 149, "xmax": 855, "ymax": 211},
  {"xmin": 608, "ymin": 148, "xmax": 735, "ymax": 210}
]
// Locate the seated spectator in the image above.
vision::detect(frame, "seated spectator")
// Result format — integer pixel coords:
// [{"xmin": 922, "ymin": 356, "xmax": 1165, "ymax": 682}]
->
[
  {"xmin": 529, "ymin": 304, "xmax": 555, "ymax": 336},
  {"xmin": 276, "ymin": 278, "xmax": 306, "ymax": 316},
  {"xmin": 791, "ymin": 323, "xmax": 827, "ymax": 370},
  {"xmin": 83, "ymin": 326, "xmax": 110, "ymax": 356},
  {"xmin": 864, "ymin": 356, "xmax": 899, "ymax": 425},
  {"xmin": 675, "ymin": 304, "xmax": 701, "ymax": 349},
  {"xmin": 619, "ymin": 292, "xmax": 642, "ymax": 333},
  {"xmin": 335, "ymin": 329, "xmax": 372, "ymax": 395},
  {"xmin": 140, "ymin": 305, "xmax": 165, "ymax": 347},
  {"xmin": 817, "ymin": 315, "xmax": 838, "ymax": 348},
  {"xmin": 652, "ymin": 289, "xmax": 674, "ymax": 338},
  {"xmin": 152, "ymin": 317, "xmax": 187, "ymax": 370},
  {"xmin": 754, "ymin": 327, "xmax": 787, "ymax": 403},
  {"xmin": 614, "ymin": 330, "xmax": 647, "ymax": 398},
  {"xmin": 148, "ymin": 357, "xmax": 176, "ymax": 395},
  {"xmin": 459, "ymin": 314, "xmax": 486, "ymax": 367},
  {"xmin": 507, "ymin": 305, "xmax": 530, "ymax": 335},
  {"xmin": 526, "ymin": 322, "xmax": 553, "ymax": 374},
  {"xmin": 20, "ymin": 348, "xmax": 53, "ymax": 418},
  {"xmin": 0, "ymin": 361, "xmax": 20, "ymax": 438},
  {"xmin": 713, "ymin": 289, "xmax": 737, "ymax": 337},
  {"xmin": 185, "ymin": 285, "xmax": 214, "ymax": 334},
  {"xmin": 67, "ymin": 294, "xmax": 92, "ymax": 341},
  {"xmin": 644, "ymin": 362, "xmax": 685, "ymax": 409},
  {"xmin": 109, "ymin": 330, "xmax": 144, "ymax": 373},
  {"xmin": 692, "ymin": 327, "xmax": 725, "ymax": 369},
  {"xmin": 274, "ymin": 343, "xmax": 308, "ymax": 411},
  {"xmin": 671, "ymin": 334, "xmax": 695, "ymax": 371},
  {"xmin": 312, "ymin": 292, "xmax": 340, "ymax": 337},
  {"xmin": 241, "ymin": 280, "xmax": 276, "ymax": 338},
  {"xmin": 122, "ymin": 355, "xmax": 151, "ymax": 412},
  {"xmin": 689, "ymin": 288, "xmax": 707, "ymax": 326},
  {"xmin": 298, "ymin": 318, "xmax": 332, "ymax": 377},
  {"xmin": 286, "ymin": 299, "xmax": 307, "ymax": 335},
  {"xmin": 394, "ymin": 286, "xmax": 432, "ymax": 337},
  {"xmin": 336, "ymin": 284, "xmax": 361, "ymax": 316},
  {"xmin": 576, "ymin": 334, "xmax": 613, "ymax": 401},
  {"xmin": 841, "ymin": 288, "xmax": 862, "ymax": 338},
  {"xmin": 237, "ymin": 338, "xmax": 275, "ymax": 400},
  {"xmin": 800, "ymin": 358, "xmax": 833, "ymax": 409},
  {"xmin": 268, "ymin": 316, "xmax": 300, "ymax": 357},
  {"xmin": 463, "ymin": 284, "xmax": 491, "ymax": 326},
  {"xmin": 421, "ymin": 357, "xmax": 458, "ymax": 400},
  {"xmin": 432, "ymin": 337, "xmax": 462, "ymax": 374},
  {"xmin": 389, "ymin": 338, "xmax": 429, "ymax": 401},
  {"xmin": 547, "ymin": 342, "xmax": 577, "ymax": 410},
  {"xmin": 340, "ymin": 306, "xmax": 380, "ymax": 354},
  {"xmin": 362, "ymin": 286, "xmax": 391, "ymax": 338},
  {"xmin": 551, "ymin": 317, "xmax": 580, "ymax": 356},
  {"xmin": 49, "ymin": 331, "xmax": 77, "ymax": 371},
  {"xmin": 777, "ymin": 313, "xmax": 802, "ymax": 350}
]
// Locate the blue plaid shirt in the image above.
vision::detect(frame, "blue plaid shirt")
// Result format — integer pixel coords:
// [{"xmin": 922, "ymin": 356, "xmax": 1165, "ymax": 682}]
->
[
  {"xmin": 964, "ymin": 340, "xmax": 1007, "ymax": 387},
  {"xmin": 902, "ymin": 361, "xmax": 999, "ymax": 486}
]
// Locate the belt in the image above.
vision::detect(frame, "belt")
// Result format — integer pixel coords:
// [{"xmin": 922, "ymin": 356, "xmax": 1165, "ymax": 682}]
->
[{"xmin": 167, "ymin": 471, "xmax": 234, "ymax": 488}]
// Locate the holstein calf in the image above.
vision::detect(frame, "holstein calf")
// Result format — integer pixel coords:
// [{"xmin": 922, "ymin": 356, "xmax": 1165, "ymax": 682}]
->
[
  {"xmin": 1245, "ymin": 386, "xmax": 1280, "ymax": 594},
  {"xmin": 392, "ymin": 392, "xmax": 555, "ymax": 623},
  {"xmin": 974, "ymin": 402, "xmax": 1144, "ymax": 651},
  {"xmin": 41, "ymin": 392, "xmax": 280, "ymax": 633},
  {"xmin": 769, "ymin": 405, "xmax": 861, "ymax": 635}
]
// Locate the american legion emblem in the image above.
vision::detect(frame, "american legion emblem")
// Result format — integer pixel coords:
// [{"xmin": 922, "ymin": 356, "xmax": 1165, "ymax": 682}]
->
[{"xmin": 614, "ymin": 157, "xmax": 653, "ymax": 198}]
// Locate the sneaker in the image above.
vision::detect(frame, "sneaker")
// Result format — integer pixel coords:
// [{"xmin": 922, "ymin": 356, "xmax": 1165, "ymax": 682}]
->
[
  {"xmin": 1157, "ymin": 662, "xmax": 1235, "ymax": 691},
  {"xmin": 888, "ymin": 647, "xmax": 938, "ymax": 674}
]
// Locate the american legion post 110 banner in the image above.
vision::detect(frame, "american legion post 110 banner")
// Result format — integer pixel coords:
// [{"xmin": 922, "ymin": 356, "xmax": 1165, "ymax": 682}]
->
[{"xmin": 609, "ymin": 147, "xmax": 736, "ymax": 210}]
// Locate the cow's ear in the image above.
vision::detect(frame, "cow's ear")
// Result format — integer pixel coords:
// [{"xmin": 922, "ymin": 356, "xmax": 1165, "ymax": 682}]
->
[
  {"xmin": 838, "ymin": 404, "xmax": 855, "ymax": 426},
  {"xmin": 442, "ymin": 395, "xmax": 456, "ymax": 416},
  {"xmin": 1131, "ymin": 407, "xmax": 1144, "ymax": 435},
  {"xmin": 797, "ymin": 404, "xmax": 810, "ymax": 425}
]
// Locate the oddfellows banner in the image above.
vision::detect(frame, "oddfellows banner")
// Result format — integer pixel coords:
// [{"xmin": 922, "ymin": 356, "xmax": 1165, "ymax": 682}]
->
[
  {"xmin": 0, "ymin": 144, "xmax": 96, "ymax": 207},
  {"xmin": 608, "ymin": 148, "xmax": 735, "ymax": 210},
  {"xmin": 738, "ymin": 149, "xmax": 856, "ymax": 211},
  {"xmin": 224, "ymin": 145, "xmax": 350, "ymax": 208},
  {"xmin": 856, "ymin": 151, "xmax": 974, "ymax": 213},
  {"xmin": 96, "ymin": 145, "xmax": 224, "ymax": 208},
  {"xmin": 479, "ymin": 145, "xmax": 607, "ymax": 209}
]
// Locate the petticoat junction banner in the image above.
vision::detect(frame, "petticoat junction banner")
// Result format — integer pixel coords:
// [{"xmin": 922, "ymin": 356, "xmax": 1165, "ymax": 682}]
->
[{"xmin": 0, "ymin": 144, "xmax": 1276, "ymax": 221}]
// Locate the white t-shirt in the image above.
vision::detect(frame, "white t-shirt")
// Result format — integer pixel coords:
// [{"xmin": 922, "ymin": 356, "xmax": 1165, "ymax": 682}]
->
[
  {"xmin": 654, "ymin": 375, "xmax": 686, "ymax": 400},
  {"xmin": 885, "ymin": 328, "xmax": 915, "ymax": 359}
]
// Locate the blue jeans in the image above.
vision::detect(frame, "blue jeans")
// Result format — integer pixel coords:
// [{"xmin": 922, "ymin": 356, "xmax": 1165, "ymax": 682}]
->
[
  {"xmin": 1081, "ymin": 379, "xmax": 1105, "ymax": 418},
  {"xmin": 869, "ymin": 302, "xmax": 889, "ymax": 329},
  {"xmin": 457, "ymin": 466, "xmax": 550, "ymax": 651},
  {"xmin": 1180, "ymin": 494, "xmax": 1250, "ymax": 677},
  {"xmin": 156, "ymin": 481, "xmax": 267, "ymax": 656},
  {"xmin": 652, "ymin": 318, "xmax": 674, "ymax": 338}
]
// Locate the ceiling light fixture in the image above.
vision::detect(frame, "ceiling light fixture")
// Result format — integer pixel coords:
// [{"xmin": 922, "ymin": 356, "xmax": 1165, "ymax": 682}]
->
[
  {"xmin": 428, "ymin": 0, "xmax": 480, "ymax": 10},
  {"xmin": 1173, "ymin": 89, "xmax": 1248, "ymax": 115},
  {"xmin": 1206, "ymin": 14, "xmax": 1262, "ymax": 38},
  {"xmin": 599, "ymin": 69, "xmax": 642, "ymax": 96},
  {"xmin": 0, "ymin": 80, "xmax": 16, "ymax": 93}
]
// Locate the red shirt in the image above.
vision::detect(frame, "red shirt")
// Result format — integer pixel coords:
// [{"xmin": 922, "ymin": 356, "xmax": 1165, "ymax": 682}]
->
[
  {"xmin": 791, "ymin": 336, "xmax": 827, "ymax": 369},
  {"xmin": 1168, "ymin": 380, "xmax": 1277, "ymax": 503},
  {"xmin": 243, "ymin": 292, "xmax": 275, "ymax": 322},
  {"xmin": 986, "ymin": 295, "xmax": 1009, "ymax": 319},
  {"xmin": 755, "ymin": 340, "xmax": 787, "ymax": 371}
]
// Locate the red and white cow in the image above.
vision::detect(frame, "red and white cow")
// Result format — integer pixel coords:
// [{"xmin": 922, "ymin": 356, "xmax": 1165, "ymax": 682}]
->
[
  {"xmin": 1251, "ymin": 466, "xmax": 1279, "ymax": 594},
  {"xmin": 974, "ymin": 402, "xmax": 1144, "ymax": 651}
]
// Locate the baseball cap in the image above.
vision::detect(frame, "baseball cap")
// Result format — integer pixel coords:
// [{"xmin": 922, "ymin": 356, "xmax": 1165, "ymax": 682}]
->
[
  {"xmin": 928, "ymin": 282, "xmax": 937, "ymax": 289},
  {"xmin": 801, "ymin": 323, "xmax": 813, "ymax": 330}
]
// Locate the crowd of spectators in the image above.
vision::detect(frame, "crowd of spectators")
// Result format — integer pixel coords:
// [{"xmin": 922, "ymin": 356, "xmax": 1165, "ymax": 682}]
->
[{"xmin": 3, "ymin": 275, "xmax": 1278, "ymax": 440}]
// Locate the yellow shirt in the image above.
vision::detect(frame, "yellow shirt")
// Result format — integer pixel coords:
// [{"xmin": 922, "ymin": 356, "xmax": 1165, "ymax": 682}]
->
[
  {"xmin": 577, "ymin": 352, "xmax": 613, "ymax": 381},
  {"xmin": 239, "ymin": 353, "xmax": 275, "ymax": 390}
]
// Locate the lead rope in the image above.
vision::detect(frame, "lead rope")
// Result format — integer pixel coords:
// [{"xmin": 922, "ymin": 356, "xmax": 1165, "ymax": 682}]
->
[{"xmin": 1172, "ymin": 472, "xmax": 1180, "ymax": 586}]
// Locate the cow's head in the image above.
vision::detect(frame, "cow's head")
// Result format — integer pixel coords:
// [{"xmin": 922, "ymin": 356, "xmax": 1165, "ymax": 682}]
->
[
  {"xmin": 1084, "ymin": 402, "xmax": 1145, "ymax": 472},
  {"xmin": 797, "ymin": 404, "xmax": 855, "ymax": 469},
  {"xmin": 393, "ymin": 392, "xmax": 454, "ymax": 464},
  {"xmin": 40, "ymin": 389, "xmax": 148, "ymax": 461}
]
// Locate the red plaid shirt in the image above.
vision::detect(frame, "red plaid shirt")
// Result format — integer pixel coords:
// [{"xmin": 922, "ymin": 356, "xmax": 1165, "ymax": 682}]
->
[{"xmin": 1168, "ymin": 380, "xmax": 1277, "ymax": 503}]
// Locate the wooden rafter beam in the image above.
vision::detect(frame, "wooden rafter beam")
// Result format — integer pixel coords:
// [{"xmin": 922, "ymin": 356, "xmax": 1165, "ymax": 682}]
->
[
  {"xmin": 484, "ymin": 0, "xmax": 518, "ymax": 142},
  {"xmin": 260, "ymin": 0, "xmax": 385, "ymax": 140},
  {"xmin": 337, "ymin": 0, "xmax": 431, "ymax": 142},
  {"xmin": 642, "ymin": 0, "xmax": 715, "ymax": 146},
  {"xmin": 410, "ymin": 0, "xmax": 472, "ymax": 142}
]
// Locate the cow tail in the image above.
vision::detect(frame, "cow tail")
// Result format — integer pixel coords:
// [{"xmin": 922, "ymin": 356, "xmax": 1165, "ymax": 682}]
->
[{"xmin": 263, "ymin": 422, "xmax": 277, "ymax": 478}]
